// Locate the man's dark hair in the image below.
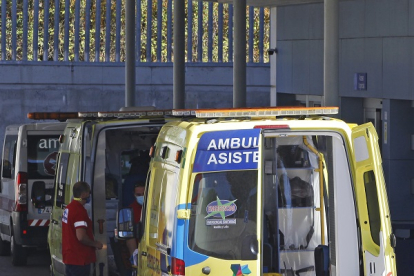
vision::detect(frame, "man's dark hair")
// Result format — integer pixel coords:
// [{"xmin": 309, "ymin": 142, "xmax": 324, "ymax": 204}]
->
[
  {"xmin": 134, "ymin": 181, "xmax": 146, "ymax": 189},
  {"xmin": 73, "ymin": 181, "xmax": 90, "ymax": 198}
]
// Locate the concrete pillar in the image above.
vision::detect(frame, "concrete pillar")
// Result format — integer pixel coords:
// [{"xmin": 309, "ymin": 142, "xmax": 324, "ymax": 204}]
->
[
  {"xmin": 173, "ymin": 0, "xmax": 186, "ymax": 109},
  {"xmin": 270, "ymin": 7, "xmax": 277, "ymax": 107},
  {"xmin": 233, "ymin": 0, "xmax": 247, "ymax": 108},
  {"xmin": 324, "ymin": 0, "xmax": 339, "ymax": 109},
  {"xmin": 125, "ymin": 0, "xmax": 135, "ymax": 107}
]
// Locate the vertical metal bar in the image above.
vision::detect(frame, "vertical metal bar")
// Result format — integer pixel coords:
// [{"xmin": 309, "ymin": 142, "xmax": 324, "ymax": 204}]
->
[
  {"xmin": 43, "ymin": 0, "xmax": 50, "ymax": 61},
  {"xmin": 115, "ymin": 0, "xmax": 121, "ymax": 62},
  {"xmin": 233, "ymin": 0, "xmax": 247, "ymax": 107},
  {"xmin": 1, "ymin": 0, "xmax": 6, "ymax": 60},
  {"xmin": 173, "ymin": 0, "xmax": 185, "ymax": 109},
  {"xmin": 187, "ymin": 0, "xmax": 193, "ymax": 62},
  {"xmin": 156, "ymin": 0, "xmax": 162, "ymax": 62},
  {"xmin": 146, "ymin": 0, "xmax": 152, "ymax": 62},
  {"xmin": 74, "ymin": 0, "xmax": 80, "ymax": 61},
  {"xmin": 136, "ymin": 0, "xmax": 142, "ymax": 62},
  {"xmin": 84, "ymin": 0, "xmax": 91, "ymax": 62},
  {"xmin": 105, "ymin": 0, "xmax": 111, "ymax": 62},
  {"xmin": 228, "ymin": 4, "xmax": 233, "ymax": 62},
  {"xmin": 126, "ymin": 0, "xmax": 136, "ymax": 107},
  {"xmin": 218, "ymin": 3, "xmax": 223, "ymax": 62},
  {"xmin": 11, "ymin": 0, "xmax": 16, "ymax": 60},
  {"xmin": 248, "ymin": 6, "xmax": 254, "ymax": 63},
  {"xmin": 34, "ymin": 0, "xmax": 40, "ymax": 61},
  {"xmin": 259, "ymin": 7, "xmax": 264, "ymax": 63},
  {"xmin": 270, "ymin": 7, "xmax": 277, "ymax": 106},
  {"xmin": 324, "ymin": 0, "xmax": 340, "ymax": 108},
  {"xmin": 207, "ymin": 2, "xmax": 212, "ymax": 62},
  {"xmin": 0, "ymin": 0, "xmax": 7, "ymax": 59},
  {"xmin": 23, "ymin": 0, "xmax": 28, "ymax": 61},
  {"xmin": 53, "ymin": 0, "xmax": 60, "ymax": 61},
  {"xmin": 197, "ymin": 1, "xmax": 202, "ymax": 62},
  {"xmin": 167, "ymin": 0, "xmax": 172, "ymax": 62},
  {"xmin": 64, "ymin": 0, "xmax": 70, "ymax": 61},
  {"xmin": 95, "ymin": 0, "xmax": 101, "ymax": 61}
]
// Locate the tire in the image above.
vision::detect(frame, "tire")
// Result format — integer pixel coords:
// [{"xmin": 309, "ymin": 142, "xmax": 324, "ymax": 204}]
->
[
  {"xmin": 11, "ymin": 232, "xmax": 27, "ymax": 266},
  {"xmin": 0, "ymin": 234, "xmax": 10, "ymax": 256}
]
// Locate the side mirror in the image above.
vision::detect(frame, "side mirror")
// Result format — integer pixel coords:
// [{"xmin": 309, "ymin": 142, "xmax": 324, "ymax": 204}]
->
[
  {"xmin": 116, "ymin": 208, "xmax": 135, "ymax": 239},
  {"xmin": 31, "ymin": 181, "xmax": 46, "ymax": 208},
  {"xmin": 314, "ymin": 245, "xmax": 329, "ymax": 276}
]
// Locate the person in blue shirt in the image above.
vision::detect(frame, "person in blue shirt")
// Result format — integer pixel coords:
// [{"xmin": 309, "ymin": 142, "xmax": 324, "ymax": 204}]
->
[{"xmin": 122, "ymin": 154, "xmax": 149, "ymax": 207}]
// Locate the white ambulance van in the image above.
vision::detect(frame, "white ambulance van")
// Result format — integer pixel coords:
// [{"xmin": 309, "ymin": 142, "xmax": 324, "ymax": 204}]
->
[
  {"xmin": 116, "ymin": 106, "xmax": 397, "ymax": 276},
  {"xmin": 48, "ymin": 109, "xmax": 177, "ymax": 276},
  {"xmin": 0, "ymin": 114, "xmax": 71, "ymax": 266}
]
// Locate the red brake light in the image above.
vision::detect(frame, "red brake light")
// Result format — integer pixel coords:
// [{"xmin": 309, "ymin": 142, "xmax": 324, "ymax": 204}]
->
[
  {"xmin": 16, "ymin": 172, "xmax": 28, "ymax": 212},
  {"xmin": 171, "ymin": 257, "xmax": 185, "ymax": 275},
  {"xmin": 17, "ymin": 172, "xmax": 28, "ymax": 185}
]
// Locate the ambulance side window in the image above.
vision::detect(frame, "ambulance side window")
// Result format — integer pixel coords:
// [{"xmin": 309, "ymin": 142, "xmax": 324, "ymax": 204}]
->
[
  {"xmin": 2, "ymin": 134, "xmax": 17, "ymax": 180},
  {"xmin": 364, "ymin": 170, "xmax": 381, "ymax": 246},
  {"xmin": 140, "ymin": 172, "xmax": 151, "ymax": 232},
  {"xmin": 55, "ymin": 153, "xmax": 70, "ymax": 208}
]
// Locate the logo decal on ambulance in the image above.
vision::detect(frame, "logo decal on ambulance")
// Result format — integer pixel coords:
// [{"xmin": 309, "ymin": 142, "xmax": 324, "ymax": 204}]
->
[
  {"xmin": 44, "ymin": 151, "xmax": 58, "ymax": 175},
  {"xmin": 230, "ymin": 264, "xmax": 251, "ymax": 276},
  {"xmin": 205, "ymin": 197, "xmax": 237, "ymax": 227}
]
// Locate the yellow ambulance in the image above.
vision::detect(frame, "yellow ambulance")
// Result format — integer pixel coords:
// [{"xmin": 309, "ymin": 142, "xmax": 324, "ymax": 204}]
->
[{"xmin": 117, "ymin": 106, "xmax": 397, "ymax": 276}]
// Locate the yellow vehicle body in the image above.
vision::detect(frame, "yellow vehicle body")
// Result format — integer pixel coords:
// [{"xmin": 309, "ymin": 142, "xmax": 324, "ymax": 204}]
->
[{"xmin": 135, "ymin": 107, "xmax": 396, "ymax": 276}]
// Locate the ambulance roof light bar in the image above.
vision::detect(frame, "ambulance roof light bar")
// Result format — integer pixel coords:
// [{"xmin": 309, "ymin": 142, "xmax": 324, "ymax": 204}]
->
[
  {"xmin": 27, "ymin": 112, "xmax": 80, "ymax": 120},
  {"xmin": 78, "ymin": 112, "xmax": 99, "ymax": 118},
  {"xmin": 172, "ymin": 106, "xmax": 339, "ymax": 118},
  {"xmin": 96, "ymin": 109, "xmax": 173, "ymax": 118}
]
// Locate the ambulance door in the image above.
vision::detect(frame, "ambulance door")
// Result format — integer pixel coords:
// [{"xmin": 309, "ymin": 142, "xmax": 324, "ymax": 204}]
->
[
  {"xmin": 93, "ymin": 127, "xmax": 110, "ymax": 276},
  {"xmin": 351, "ymin": 123, "xmax": 396, "ymax": 276},
  {"xmin": 185, "ymin": 129, "xmax": 261, "ymax": 276}
]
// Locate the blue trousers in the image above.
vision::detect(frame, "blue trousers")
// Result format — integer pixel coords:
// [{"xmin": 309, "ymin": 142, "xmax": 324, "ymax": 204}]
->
[{"xmin": 65, "ymin": 263, "xmax": 91, "ymax": 276}]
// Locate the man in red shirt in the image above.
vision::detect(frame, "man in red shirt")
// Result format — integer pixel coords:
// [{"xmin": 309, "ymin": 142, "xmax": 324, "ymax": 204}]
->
[{"xmin": 62, "ymin": 181, "xmax": 103, "ymax": 276}]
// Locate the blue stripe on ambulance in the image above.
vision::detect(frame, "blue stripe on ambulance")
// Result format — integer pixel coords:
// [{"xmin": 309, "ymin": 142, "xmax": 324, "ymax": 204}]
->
[{"xmin": 172, "ymin": 203, "xmax": 209, "ymax": 267}]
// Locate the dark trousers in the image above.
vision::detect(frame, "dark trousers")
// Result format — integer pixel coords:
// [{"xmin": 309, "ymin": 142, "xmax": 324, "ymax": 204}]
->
[{"xmin": 65, "ymin": 263, "xmax": 91, "ymax": 276}]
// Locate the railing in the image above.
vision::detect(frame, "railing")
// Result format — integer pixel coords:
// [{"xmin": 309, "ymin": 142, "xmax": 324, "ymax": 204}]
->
[{"xmin": 0, "ymin": 0, "xmax": 269, "ymax": 63}]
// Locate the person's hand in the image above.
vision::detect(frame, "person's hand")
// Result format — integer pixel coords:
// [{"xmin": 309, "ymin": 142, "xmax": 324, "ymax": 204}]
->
[{"xmin": 95, "ymin": 241, "xmax": 103, "ymax": 250}]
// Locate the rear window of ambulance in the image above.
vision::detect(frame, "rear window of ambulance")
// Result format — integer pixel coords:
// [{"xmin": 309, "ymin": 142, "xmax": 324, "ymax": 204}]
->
[{"xmin": 27, "ymin": 135, "xmax": 60, "ymax": 179}]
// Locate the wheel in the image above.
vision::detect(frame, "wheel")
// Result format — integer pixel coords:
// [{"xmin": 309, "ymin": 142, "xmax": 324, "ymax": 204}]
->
[
  {"xmin": 11, "ymin": 232, "xmax": 27, "ymax": 266},
  {"xmin": 0, "ymin": 234, "xmax": 10, "ymax": 256}
]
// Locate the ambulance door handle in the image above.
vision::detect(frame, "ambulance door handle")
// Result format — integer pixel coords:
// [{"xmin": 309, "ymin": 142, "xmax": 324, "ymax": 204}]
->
[
  {"xmin": 141, "ymin": 251, "xmax": 147, "ymax": 257},
  {"xmin": 51, "ymin": 219, "xmax": 58, "ymax": 225},
  {"xmin": 202, "ymin": 266, "xmax": 211, "ymax": 275}
]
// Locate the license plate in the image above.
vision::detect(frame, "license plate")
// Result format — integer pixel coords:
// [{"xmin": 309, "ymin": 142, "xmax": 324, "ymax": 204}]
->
[{"xmin": 38, "ymin": 206, "xmax": 52, "ymax": 213}]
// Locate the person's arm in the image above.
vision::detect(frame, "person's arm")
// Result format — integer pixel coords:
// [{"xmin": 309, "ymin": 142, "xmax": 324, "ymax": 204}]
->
[{"xmin": 75, "ymin": 228, "xmax": 103, "ymax": 249}]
